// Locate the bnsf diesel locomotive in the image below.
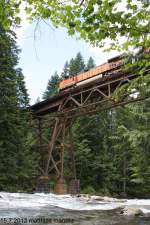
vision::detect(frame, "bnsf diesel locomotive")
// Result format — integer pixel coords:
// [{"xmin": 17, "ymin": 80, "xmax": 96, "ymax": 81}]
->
[{"xmin": 59, "ymin": 55, "xmax": 123, "ymax": 90}]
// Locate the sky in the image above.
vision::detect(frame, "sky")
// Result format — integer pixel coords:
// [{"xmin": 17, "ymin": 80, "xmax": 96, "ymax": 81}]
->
[{"xmin": 17, "ymin": 18, "xmax": 119, "ymax": 105}]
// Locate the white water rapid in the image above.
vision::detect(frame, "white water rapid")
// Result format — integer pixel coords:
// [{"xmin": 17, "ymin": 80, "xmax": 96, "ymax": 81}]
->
[{"xmin": 0, "ymin": 192, "xmax": 150, "ymax": 213}]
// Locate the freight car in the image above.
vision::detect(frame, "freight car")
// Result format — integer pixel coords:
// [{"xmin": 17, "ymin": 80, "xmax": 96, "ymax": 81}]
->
[{"xmin": 59, "ymin": 55, "xmax": 123, "ymax": 91}]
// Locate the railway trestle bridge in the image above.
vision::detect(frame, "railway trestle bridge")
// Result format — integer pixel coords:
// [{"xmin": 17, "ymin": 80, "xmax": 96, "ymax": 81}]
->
[{"xmin": 31, "ymin": 69, "xmax": 149, "ymax": 194}]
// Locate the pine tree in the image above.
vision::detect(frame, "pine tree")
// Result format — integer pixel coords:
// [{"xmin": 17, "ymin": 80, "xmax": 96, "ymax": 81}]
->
[
  {"xmin": 86, "ymin": 57, "xmax": 96, "ymax": 70},
  {"xmin": 72, "ymin": 111, "xmax": 114, "ymax": 195},
  {"xmin": 108, "ymin": 102, "xmax": 150, "ymax": 197},
  {"xmin": 43, "ymin": 71, "xmax": 59, "ymax": 100},
  {"xmin": 75, "ymin": 52, "xmax": 85, "ymax": 73},
  {"xmin": 127, "ymin": 100, "xmax": 150, "ymax": 197},
  {"xmin": 61, "ymin": 61, "xmax": 69, "ymax": 79},
  {"xmin": 69, "ymin": 58, "xmax": 76, "ymax": 76},
  {"xmin": 16, "ymin": 68, "xmax": 29, "ymax": 108},
  {"xmin": 69, "ymin": 52, "xmax": 85, "ymax": 76},
  {"xmin": 0, "ymin": 23, "xmax": 37, "ymax": 191}
]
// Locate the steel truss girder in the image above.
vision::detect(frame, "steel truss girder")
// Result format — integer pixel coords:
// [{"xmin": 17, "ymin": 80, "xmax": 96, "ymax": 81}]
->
[{"xmin": 51, "ymin": 73, "xmax": 137, "ymax": 118}]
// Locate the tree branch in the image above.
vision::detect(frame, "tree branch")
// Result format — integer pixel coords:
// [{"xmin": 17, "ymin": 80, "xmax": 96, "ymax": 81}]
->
[{"xmin": 80, "ymin": 0, "xmax": 85, "ymax": 6}]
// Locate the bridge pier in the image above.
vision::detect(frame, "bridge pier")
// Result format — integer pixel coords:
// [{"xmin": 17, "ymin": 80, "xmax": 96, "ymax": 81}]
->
[
  {"xmin": 36, "ymin": 176, "xmax": 50, "ymax": 193},
  {"xmin": 35, "ymin": 116, "xmax": 79, "ymax": 194},
  {"xmin": 35, "ymin": 177, "xmax": 80, "ymax": 195},
  {"xmin": 55, "ymin": 177, "xmax": 67, "ymax": 194},
  {"xmin": 34, "ymin": 117, "xmax": 81, "ymax": 195},
  {"xmin": 69, "ymin": 179, "xmax": 80, "ymax": 195}
]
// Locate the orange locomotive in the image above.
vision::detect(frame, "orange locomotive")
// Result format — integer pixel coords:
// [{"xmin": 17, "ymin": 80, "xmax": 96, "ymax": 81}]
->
[{"xmin": 59, "ymin": 55, "xmax": 123, "ymax": 90}]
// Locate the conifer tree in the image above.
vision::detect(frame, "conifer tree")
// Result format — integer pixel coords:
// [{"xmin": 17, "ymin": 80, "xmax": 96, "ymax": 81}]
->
[
  {"xmin": 69, "ymin": 58, "xmax": 76, "ymax": 76},
  {"xmin": 86, "ymin": 57, "xmax": 96, "ymax": 70},
  {"xmin": 69, "ymin": 52, "xmax": 85, "ymax": 76},
  {"xmin": 61, "ymin": 61, "xmax": 69, "ymax": 79},
  {"xmin": 43, "ymin": 71, "xmax": 59, "ymax": 99},
  {"xmin": 16, "ymin": 68, "xmax": 29, "ymax": 108},
  {"xmin": 0, "ymin": 23, "xmax": 37, "ymax": 191}
]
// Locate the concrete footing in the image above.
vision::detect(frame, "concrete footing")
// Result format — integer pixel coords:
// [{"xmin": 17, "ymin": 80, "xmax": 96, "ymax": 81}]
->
[
  {"xmin": 36, "ymin": 176, "xmax": 50, "ymax": 193},
  {"xmin": 36, "ymin": 177, "xmax": 80, "ymax": 195},
  {"xmin": 69, "ymin": 179, "xmax": 80, "ymax": 195},
  {"xmin": 55, "ymin": 178, "xmax": 67, "ymax": 194}
]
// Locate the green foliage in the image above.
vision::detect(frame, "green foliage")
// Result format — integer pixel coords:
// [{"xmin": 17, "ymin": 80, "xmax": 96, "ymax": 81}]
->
[
  {"xmin": 112, "ymin": 49, "xmax": 150, "ymax": 102},
  {"xmin": 69, "ymin": 52, "xmax": 85, "ymax": 76},
  {"xmin": 0, "ymin": 22, "xmax": 38, "ymax": 192},
  {"xmin": 0, "ymin": 0, "xmax": 22, "ymax": 32},
  {"xmin": 86, "ymin": 57, "xmax": 96, "ymax": 70},
  {"xmin": 71, "ymin": 100, "xmax": 150, "ymax": 197},
  {"xmin": 72, "ymin": 113, "xmax": 114, "ymax": 193},
  {"xmin": 20, "ymin": 0, "xmax": 149, "ymax": 51},
  {"xmin": 61, "ymin": 61, "xmax": 69, "ymax": 78},
  {"xmin": 82, "ymin": 186, "xmax": 96, "ymax": 195},
  {"xmin": 43, "ymin": 71, "xmax": 60, "ymax": 100},
  {"xmin": 16, "ymin": 68, "xmax": 30, "ymax": 107}
]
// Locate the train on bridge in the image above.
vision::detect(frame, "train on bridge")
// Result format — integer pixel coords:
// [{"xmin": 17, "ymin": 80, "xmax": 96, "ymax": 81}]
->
[
  {"xmin": 59, "ymin": 55, "xmax": 123, "ymax": 90},
  {"xmin": 59, "ymin": 47, "xmax": 150, "ymax": 91}
]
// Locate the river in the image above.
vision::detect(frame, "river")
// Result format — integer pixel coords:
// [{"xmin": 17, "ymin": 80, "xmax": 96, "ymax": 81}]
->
[{"xmin": 0, "ymin": 192, "xmax": 149, "ymax": 225}]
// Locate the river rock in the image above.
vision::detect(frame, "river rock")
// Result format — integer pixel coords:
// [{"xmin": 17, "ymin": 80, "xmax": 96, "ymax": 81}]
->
[
  {"xmin": 92, "ymin": 196, "xmax": 126, "ymax": 203},
  {"xmin": 91, "ymin": 195, "xmax": 104, "ymax": 201},
  {"xmin": 121, "ymin": 207, "xmax": 144, "ymax": 216},
  {"xmin": 79, "ymin": 195, "xmax": 127, "ymax": 203},
  {"xmin": 103, "ymin": 196, "xmax": 118, "ymax": 202}
]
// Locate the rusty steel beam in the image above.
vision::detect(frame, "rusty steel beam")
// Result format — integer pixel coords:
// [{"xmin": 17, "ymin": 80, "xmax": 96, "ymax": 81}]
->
[
  {"xmin": 66, "ymin": 96, "xmax": 149, "ymax": 119},
  {"xmin": 45, "ymin": 118, "xmax": 60, "ymax": 175},
  {"xmin": 60, "ymin": 121, "xmax": 66, "ymax": 178}
]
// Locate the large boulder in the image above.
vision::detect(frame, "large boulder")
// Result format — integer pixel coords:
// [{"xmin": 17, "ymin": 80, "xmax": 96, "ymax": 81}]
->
[{"xmin": 121, "ymin": 207, "xmax": 144, "ymax": 216}]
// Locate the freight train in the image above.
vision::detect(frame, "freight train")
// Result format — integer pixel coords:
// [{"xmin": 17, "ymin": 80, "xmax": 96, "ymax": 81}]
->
[
  {"xmin": 59, "ymin": 48, "xmax": 150, "ymax": 91},
  {"xmin": 59, "ymin": 55, "xmax": 123, "ymax": 90}
]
